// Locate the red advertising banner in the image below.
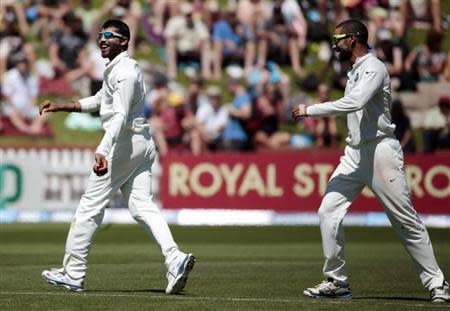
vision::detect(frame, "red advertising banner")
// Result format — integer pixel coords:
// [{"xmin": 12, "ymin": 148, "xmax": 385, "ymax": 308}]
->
[{"xmin": 160, "ymin": 151, "xmax": 450, "ymax": 214}]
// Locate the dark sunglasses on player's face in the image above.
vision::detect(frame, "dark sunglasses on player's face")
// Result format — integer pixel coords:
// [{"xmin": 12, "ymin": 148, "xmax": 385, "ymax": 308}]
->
[
  {"xmin": 332, "ymin": 32, "xmax": 360, "ymax": 44},
  {"xmin": 97, "ymin": 31, "xmax": 125, "ymax": 41}
]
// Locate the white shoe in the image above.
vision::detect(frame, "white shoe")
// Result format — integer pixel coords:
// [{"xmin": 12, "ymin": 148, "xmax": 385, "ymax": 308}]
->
[
  {"xmin": 165, "ymin": 253, "xmax": 196, "ymax": 294},
  {"xmin": 304, "ymin": 279, "xmax": 352, "ymax": 299},
  {"xmin": 431, "ymin": 281, "xmax": 450, "ymax": 303},
  {"xmin": 42, "ymin": 268, "xmax": 84, "ymax": 292}
]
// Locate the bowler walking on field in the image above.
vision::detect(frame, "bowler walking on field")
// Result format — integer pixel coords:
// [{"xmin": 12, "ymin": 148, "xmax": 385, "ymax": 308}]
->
[
  {"xmin": 39, "ymin": 19, "xmax": 195, "ymax": 294},
  {"xmin": 292, "ymin": 19, "xmax": 449, "ymax": 303}
]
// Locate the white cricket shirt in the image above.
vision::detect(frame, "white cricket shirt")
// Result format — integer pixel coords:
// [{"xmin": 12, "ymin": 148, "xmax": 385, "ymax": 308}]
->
[
  {"xmin": 79, "ymin": 51, "xmax": 148, "ymax": 156},
  {"xmin": 306, "ymin": 53, "xmax": 396, "ymax": 147}
]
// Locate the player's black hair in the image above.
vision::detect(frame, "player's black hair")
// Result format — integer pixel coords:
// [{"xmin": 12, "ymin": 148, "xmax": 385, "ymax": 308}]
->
[
  {"xmin": 336, "ymin": 19, "xmax": 369, "ymax": 48},
  {"xmin": 101, "ymin": 19, "xmax": 130, "ymax": 39}
]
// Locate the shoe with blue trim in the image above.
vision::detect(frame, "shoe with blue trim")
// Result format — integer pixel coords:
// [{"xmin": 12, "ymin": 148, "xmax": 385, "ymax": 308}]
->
[
  {"xmin": 431, "ymin": 281, "xmax": 449, "ymax": 303},
  {"xmin": 42, "ymin": 268, "xmax": 84, "ymax": 292},
  {"xmin": 165, "ymin": 253, "xmax": 196, "ymax": 294},
  {"xmin": 304, "ymin": 278, "xmax": 352, "ymax": 299}
]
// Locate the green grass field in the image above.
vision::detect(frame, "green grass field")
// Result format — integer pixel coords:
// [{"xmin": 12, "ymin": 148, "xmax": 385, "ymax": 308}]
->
[{"xmin": 0, "ymin": 224, "xmax": 449, "ymax": 310}]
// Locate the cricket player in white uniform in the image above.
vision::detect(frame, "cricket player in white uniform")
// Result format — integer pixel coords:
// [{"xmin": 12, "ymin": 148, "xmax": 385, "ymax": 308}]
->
[
  {"xmin": 39, "ymin": 19, "xmax": 195, "ymax": 294},
  {"xmin": 292, "ymin": 19, "xmax": 449, "ymax": 303}
]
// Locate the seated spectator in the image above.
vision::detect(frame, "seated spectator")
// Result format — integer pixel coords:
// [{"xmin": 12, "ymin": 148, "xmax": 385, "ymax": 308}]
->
[
  {"xmin": 145, "ymin": 72, "xmax": 169, "ymax": 119},
  {"xmin": 186, "ymin": 77, "xmax": 208, "ymax": 114},
  {"xmin": 35, "ymin": 0, "xmax": 72, "ymax": 46},
  {"xmin": 141, "ymin": 0, "xmax": 178, "ymax": 45},
  {"xmin": 251, "ymin": 82, "xmax": 293, "ymax": 151},
  {"xmin": 391, "ymin": 99, "xmax": 416, "ymax": 153},
  {"xmin": 192, "ymin": 85, "xmax": 229, "ymax": 154},
  {"xmin": 399, "ymin": 0, "xmax": 441, "ymax": 37},
  {"xmin": 0, "ymin": 3, "xmax": 36, "ymax": 80},
  {"xmin": 422, "ymin": 96, "xmax": 450, "ymax": 153},
  {"xmin": 75, "ymin": 0, "xmax": 100, "ymax": 36},
  {"xmin": 48, "ymin": 12, "xmax": 89, "ymax": 83},
  {"xmin": 367, "ymin": 6, "xmax": 394, "ymax": 47},
  {"xmin": 211, "ymin": 8, "xmax": 254, "ymax": 80},
  {"xmin": 223, "ymin": 79, "xmax": 252, "ymax": 151},
  {"xmin": 237, "ymin": 0, "xmax": 270, "ymax": 70},
  {"xmin": 191, "ymin": 0, "xmax": 219, "ymax": 31},
  {"xmin": 1, "ymin": 53, "xmax": 48, "ymax": 136},
  {"xmin": 404, "ymin": 30, "xmax": 446, "ymax": 83},
  {"xmin": 164, "ymin": 2, "xmax": 211, "ymax": 79},
  {"xmin": 154, "ymin": 91, "xmax": 195, "ymax": 155},
  {"xmin": 375, "ymin": 38, "xmax": 415, "ymax": 91},
  {"xmin": 246, "ymin": 62, "xmax": 291, "ymax": 123},
  {"xmin": 258, "ymin": 0, "xmax": 307, "ymax": 77},
  {"xmin": 311, "ymin": 84, "xmax": 338, "ymax": 148}
]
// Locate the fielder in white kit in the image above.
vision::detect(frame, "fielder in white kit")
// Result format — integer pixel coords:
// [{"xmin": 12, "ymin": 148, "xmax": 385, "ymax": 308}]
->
[
  {"xmin": 292, "ymin": 19, "xmax": 449, "ymax": 303},
  {"xmin": 39, "ymin": 19, "xmax": 195, "ymax": 294}
]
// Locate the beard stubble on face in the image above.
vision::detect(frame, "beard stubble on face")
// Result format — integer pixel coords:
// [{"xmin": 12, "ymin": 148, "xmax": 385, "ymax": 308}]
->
[{"xmin": 335, "ymin": 44, "xmax": 353, "ymax": 62}]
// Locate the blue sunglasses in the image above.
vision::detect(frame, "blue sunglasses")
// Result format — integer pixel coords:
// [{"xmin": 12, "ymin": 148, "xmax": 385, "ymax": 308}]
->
[{"xmin": 97, "ymin": 31, "xmax": 125, "ymax": 40}]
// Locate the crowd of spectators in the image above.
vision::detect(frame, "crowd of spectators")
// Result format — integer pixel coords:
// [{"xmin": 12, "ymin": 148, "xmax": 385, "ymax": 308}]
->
[{"xmin": 0, "ymin": 0, "xmax": 449, "ymax": 154}]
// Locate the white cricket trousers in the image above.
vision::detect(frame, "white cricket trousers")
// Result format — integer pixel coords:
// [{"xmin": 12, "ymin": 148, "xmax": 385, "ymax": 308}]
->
[
  {"xmin": 319, "ymin": 137, "xmax": 445, "ymax": 290},
  {"xmin": 62, "ymin": 132, "xmax": 179, "ymax": 280}
]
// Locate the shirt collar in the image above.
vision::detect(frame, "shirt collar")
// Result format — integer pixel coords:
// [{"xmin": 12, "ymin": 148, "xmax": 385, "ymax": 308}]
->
[
  {"xmin": 105, "ymin": 51, "xmax": 128, "ymax": 70},
  {"xmin": 351, "ymin": 53, "xmax": 372, "ymax": 71}
]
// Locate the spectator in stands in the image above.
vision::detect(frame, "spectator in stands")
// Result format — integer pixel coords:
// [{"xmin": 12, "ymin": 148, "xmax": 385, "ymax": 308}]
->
[
  {"xmin": 164, "ymin": 2, "xmax": 211, "ymax": 79},
  {"xmin": 191, "ymin": 0, "xmax": 219, "ymax": 31},
  {"xmin": 192, "ymin": 85, "xmax": 229, "ymax": 153},
  {"xmin": 75, "ymin": 0, "xmax": 100, "ymax": 36},
  {"xmin": 142, "ymin": 0, "xmax": 177, "ymax": 45},
  {"xmin": 258, "ymin": 0, "xmax": 307, "ymax": 77},
  {"xmin": 147, "ymin": 82, "xmax": 169, "ymax": 156},
  {"xmin": 1, "ymin": 52, "xmax": 48, "ymax": 135},
  {"xmin": 223, "ymin": 78, "xmax": 252, "ymax": 151},
  {"xmin": 399, "ymin": 0, "xmax": 441, "ymax": 37},
  {"xmin": 211, "ymin": 8, "xmax": 254, "ymax": 80},
  {"xmin": 404, "ymin": 30, "xmax": 446, "ymax": 83},
  {"xmin": 36, "ymin": 0, "xmax": 71, "ymax": 46},
  {"xmin": 186, "ymin": 77, "xmax": 208, "ymax": 115},
  {"xmin": 375, "ymin": 37, "xmax": 415, "ymax": 91},
  {"xmin": 0, "ymin": 2, "xmax": 36, "ymax": 81},
  {"xmin": 145, "ymin": 72, "xmax": 169, "ymax": 119},
  {"xmin": 251, "ymin": 82, "xmax": 293, "ymax": 151},
  {"xmin": 367, "ymin": 6, "xmax": 393, "ymax": 47},
  {"xmin": 48, "ymin": 12, "xmax": 89, "ymax": 82},
  {"xmin": 423, "ymin": 96, "xmax": 450, "ymax": 153},
  {"xmin": 391, "ymin": 98, "xmax": 416, "ymax": 153},
  {"xmin": 158, "ymin": 91, "xmax": 195, "ymax": 155},
  {"xmin": 237, "ymin": 0, "xmax": 270, "ymax": 71},
  {"xmin": 312, "ymin": 83, "xmax": 338, "ymax": 148}
]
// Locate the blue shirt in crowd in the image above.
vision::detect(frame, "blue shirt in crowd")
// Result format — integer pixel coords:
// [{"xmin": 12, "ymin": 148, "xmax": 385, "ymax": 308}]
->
[{"xmin": 223, "ymin": 92, "xmax": 252, "ymax": 141}]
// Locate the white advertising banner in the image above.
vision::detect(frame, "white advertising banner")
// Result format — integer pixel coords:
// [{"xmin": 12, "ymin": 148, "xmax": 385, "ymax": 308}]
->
[{"xmin": 1, "ymin": 148, "xmax": 93, "ymax": 211}]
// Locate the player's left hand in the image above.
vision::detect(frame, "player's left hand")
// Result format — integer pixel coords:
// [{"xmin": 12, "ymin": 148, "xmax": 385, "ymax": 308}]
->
[
  {"xmin": 292, "ymin": 104, "xmax": 307, "ymax": 120},
  {"xmin": 93, "ymin": 153, "xmax": 108, "ymax": 176}
]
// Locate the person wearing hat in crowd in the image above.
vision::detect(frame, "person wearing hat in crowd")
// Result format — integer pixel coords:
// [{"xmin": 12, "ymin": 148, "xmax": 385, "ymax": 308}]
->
[
  {"xmin": 192, "ymin": 85, "xmax": 229, "ymax": 153},
  {"xmin": 164, "ymin": 1, "xmax": 211, "ymax": 79},
  {"xmin": 1, "ymin": 52, "xmax": 48, "ymax": 135},
  {"xmin": 158, "ymin": 90, "xmax": 195, "ymax": 154}
]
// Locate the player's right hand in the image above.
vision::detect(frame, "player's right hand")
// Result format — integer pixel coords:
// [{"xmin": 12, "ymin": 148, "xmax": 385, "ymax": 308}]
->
[
  {"xmin": 93, "ymin": 153, "xmax": 108, "ymax": 176},
  {"xmin": 39, "ymin": 100, "xmax": 60, "ymax": 115},
  {"xmin": 292, "ymin": 104, "xmax": 308, "ymax": 120}
]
